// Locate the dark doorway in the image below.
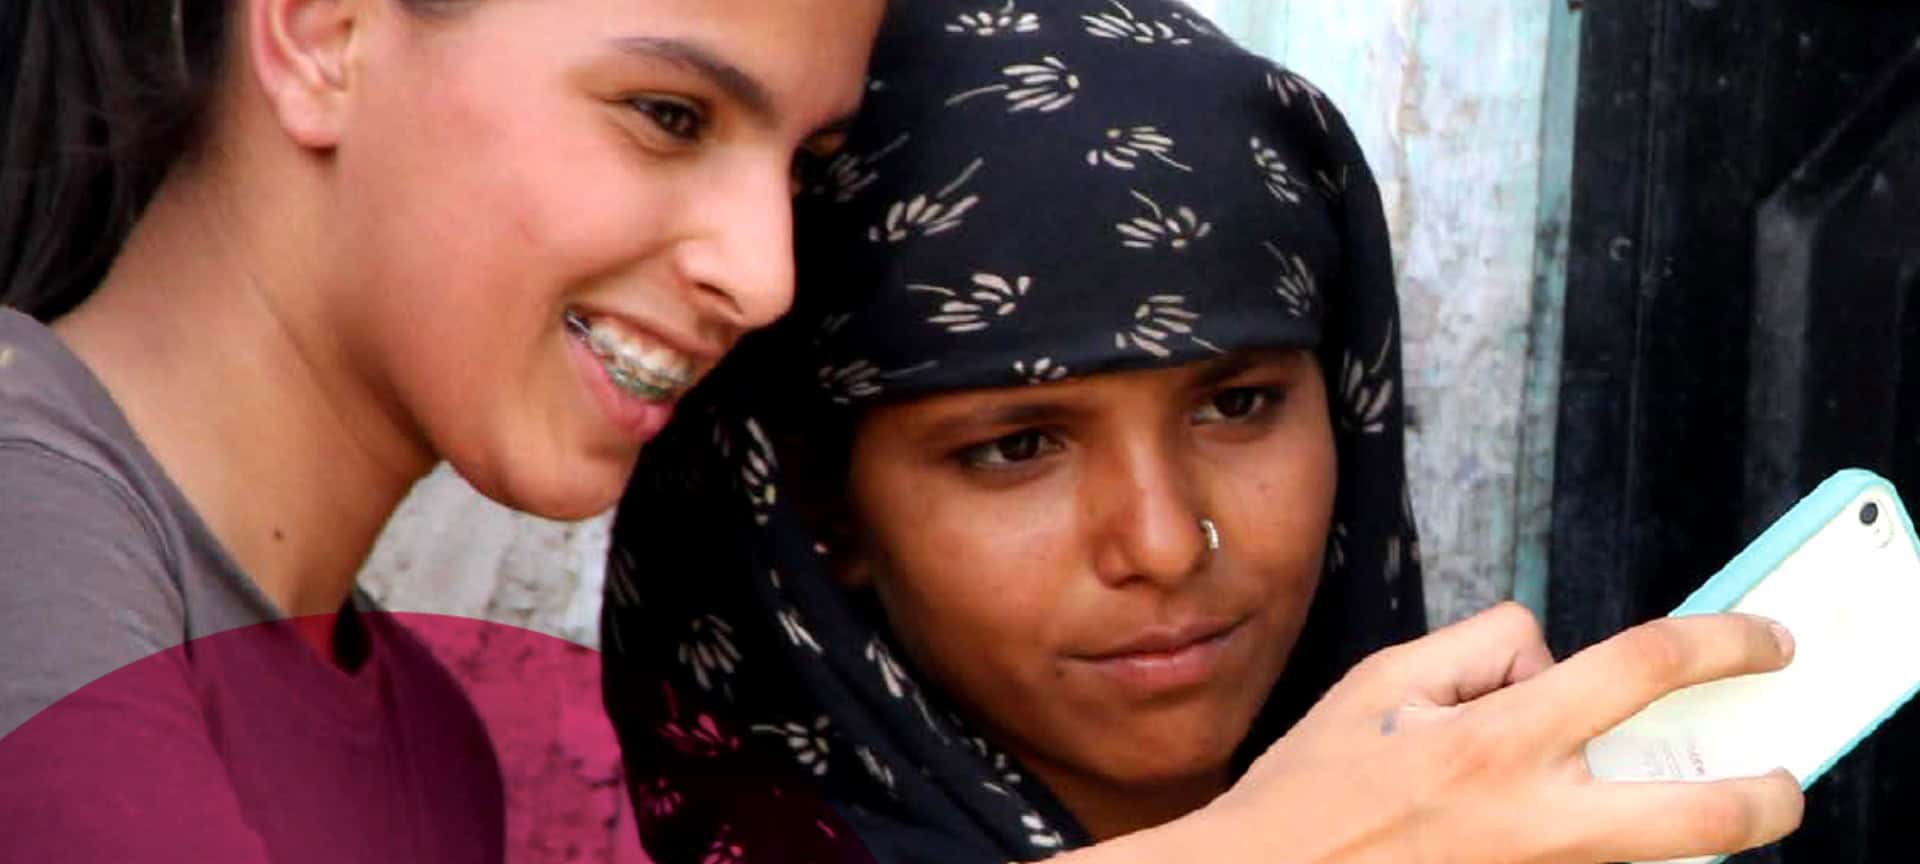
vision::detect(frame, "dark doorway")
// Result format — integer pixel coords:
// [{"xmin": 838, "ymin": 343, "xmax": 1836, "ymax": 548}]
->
[{"xmin": 1553, "ymin": 3, "xmax": 1920, "ymax": 861}]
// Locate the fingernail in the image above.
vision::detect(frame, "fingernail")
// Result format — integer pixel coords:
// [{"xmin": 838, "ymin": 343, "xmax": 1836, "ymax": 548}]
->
[{"xmin": 1768, "ymin": 620, "xmax": 1796, "ymax": 659}]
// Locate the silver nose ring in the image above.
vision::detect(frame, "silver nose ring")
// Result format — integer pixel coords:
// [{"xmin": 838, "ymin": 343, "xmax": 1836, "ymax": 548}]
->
[{"xmin": 1200, "ymin": 517, "xmax": 1221, "ymax": 552}]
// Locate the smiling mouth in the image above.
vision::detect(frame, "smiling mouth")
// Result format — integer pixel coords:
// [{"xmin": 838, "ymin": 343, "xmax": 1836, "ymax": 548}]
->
[{"xmin": 564, "ymin": 309, "xmax": 696, "ymax": 402}]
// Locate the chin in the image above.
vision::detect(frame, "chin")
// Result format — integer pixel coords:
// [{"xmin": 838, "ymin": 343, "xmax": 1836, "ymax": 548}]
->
[
  {"xmin": 460, "ymin": 456, "xmax": 631, "ymax": 522},
  {"xmin": 1088, "ymin": 732, "xmax": 1243, "ymax": 789}
]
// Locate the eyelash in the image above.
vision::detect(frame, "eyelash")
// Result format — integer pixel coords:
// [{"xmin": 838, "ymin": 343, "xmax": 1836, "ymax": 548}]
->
[
  {"xmin": 1192, "ymin": 386, "xmax": 1285, "ymax": 425},
  {"xmin": 625, "ymin": 96, "xmax": 707, "ymax": 143},
  {"xmin": 957, "ymin": 429, "xmax": 1062, "ymax": 471},
  {"xmin": 953, "ymin": 386, "xmax": 1287, "ymax": 472}
]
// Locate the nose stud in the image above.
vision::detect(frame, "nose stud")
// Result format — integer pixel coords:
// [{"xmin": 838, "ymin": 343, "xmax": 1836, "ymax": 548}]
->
[{"xmin": 1200, "ymin": 517, "xmax": 1221, "ymax": 552}]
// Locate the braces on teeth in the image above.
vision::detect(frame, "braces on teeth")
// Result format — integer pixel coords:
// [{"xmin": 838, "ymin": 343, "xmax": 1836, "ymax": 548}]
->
[{"xmin": 565, "ymin": 310, "xmax": 691, "ymax": 401}]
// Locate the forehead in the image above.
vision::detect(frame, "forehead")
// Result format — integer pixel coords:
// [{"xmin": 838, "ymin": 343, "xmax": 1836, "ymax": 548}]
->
[
  {"xmin": 438, "ymin": 0, "xmax": 881, "ymax": 123},
  {"xmin": 868, "ymin": 350, "xmax": 1316, "ymax": 428}
]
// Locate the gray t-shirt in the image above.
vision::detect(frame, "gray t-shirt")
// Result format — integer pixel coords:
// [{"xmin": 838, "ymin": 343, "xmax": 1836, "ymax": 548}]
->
[
  {"xmin": 0, "ymin": 306, "xmax": 504, "ymax": 862},
  {"xmin": 0, "ymin": 306, "xmax": 285, "ymax": 732}
]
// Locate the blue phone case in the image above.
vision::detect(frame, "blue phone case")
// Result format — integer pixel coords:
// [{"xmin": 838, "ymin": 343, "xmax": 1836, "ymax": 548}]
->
[
  {"xmin": 1643, "ymin": 469, "xmax": 1920, "ymax": 864},
  {"xmin": 1664, "ymin": 468, "xmax": 1920, "ymax": 790}
]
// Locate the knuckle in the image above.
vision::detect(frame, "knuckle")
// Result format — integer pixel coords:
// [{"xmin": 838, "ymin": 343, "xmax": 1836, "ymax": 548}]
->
[
  {"xmin": 1489, "ymin": 600, "xmax": 1541, "ymax": 634},
  {"xmin": 1439, "ymin": 706, "xmax": 1512, "ymax": 779},
  {"xmin": 1618, "ymin": 619, "xmax": 1694, "ymax": 684}
]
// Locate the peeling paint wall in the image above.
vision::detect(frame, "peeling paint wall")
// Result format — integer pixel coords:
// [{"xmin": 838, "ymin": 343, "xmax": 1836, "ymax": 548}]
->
[{"xmin": 1205, "ymin": 0, "xmax": 1568, "ymax": 625}]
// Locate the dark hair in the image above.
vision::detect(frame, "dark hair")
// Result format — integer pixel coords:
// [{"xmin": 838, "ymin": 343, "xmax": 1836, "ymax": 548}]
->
[
  {"xmin": 0, "ymin": 1, "xmax": 222, "ymax": 319},
  {"xmin": 0, "ymin": 0, "xmax": 458, "ymax": 321}
]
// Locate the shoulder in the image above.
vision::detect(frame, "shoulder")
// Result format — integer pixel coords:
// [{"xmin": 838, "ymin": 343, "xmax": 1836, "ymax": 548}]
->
[{"xmin": 0, "ymin": 441, "xmax": 187, "ymax": 735}]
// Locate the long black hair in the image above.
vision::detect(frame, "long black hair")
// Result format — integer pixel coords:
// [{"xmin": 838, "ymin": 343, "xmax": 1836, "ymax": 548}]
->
[
  {"xmin": 0, "ymin": 0, "xmax": 457, "ymax": 321},
  {"xmin": 0, "ymin": 1, "xmax": 221, "ymax": 319}
]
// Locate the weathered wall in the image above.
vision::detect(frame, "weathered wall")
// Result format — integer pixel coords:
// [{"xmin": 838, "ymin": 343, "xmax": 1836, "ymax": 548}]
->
[{"xmin": 1205, "ymin": 0, "xmax": 1575, "ymax": 625}]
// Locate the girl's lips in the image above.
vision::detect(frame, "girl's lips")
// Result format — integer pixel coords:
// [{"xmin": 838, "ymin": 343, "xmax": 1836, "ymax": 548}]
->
[
  {"xmin": 1070, "ymin": 618, "xmax": 1246, "ymax": 695},
  {"xmin": 566, "ymin": 329, "xmax": 674, "ymax": 444}
]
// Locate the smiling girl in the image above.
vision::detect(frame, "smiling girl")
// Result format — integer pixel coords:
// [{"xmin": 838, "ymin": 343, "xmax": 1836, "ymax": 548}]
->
[{"xmin": 0, "ymin": 0, "xmax": 879, "ymax": 857}]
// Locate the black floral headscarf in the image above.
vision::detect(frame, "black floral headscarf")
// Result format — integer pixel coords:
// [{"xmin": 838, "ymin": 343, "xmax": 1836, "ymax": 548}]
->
[{"xmin": 601, "ymin": 2, "xmax": 1425, "ymax": 862}]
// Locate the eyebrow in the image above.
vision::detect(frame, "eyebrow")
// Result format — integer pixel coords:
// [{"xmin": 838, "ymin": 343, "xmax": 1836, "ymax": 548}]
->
[
  {"xmin": 919, "ymin": 400, "xmax": 1091, "ymax": 446},
  {"xmin": 610, "ymin": 36, "xmax": 776, "ymax": 121},
  {"xmin": 1189, "ymin": 351, "xmax": 1268, "ymax": 389}
]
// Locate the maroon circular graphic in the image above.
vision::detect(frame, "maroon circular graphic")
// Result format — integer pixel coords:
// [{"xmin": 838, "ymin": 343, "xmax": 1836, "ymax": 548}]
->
[{"xmin": 0, "ymin": 613, "xmax": 870, "ymax": 864}]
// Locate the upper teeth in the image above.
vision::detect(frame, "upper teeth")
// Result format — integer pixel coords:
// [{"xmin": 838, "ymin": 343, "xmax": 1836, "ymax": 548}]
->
[{"xmin": 566, "ymin": 310, "xmax": 696, "ymax": 397}]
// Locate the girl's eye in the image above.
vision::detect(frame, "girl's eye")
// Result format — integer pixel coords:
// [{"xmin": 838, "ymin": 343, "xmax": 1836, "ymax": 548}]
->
[
  {"xmin": 627, "ymin": 97, "xmax": 706, "ymax": 141},
  {"xmin": 958, "ymin": 430, "xmax": 1061, "ymax": 469},
  {"xmin": 1193, "ymin": 387, "xmax": 1280, "ymax": 424}
]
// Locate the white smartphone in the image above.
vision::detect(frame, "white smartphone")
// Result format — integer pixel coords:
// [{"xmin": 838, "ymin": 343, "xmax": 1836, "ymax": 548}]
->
[{"xmin": 1583, "ymin": 469, "xmax": 1920, "ymax": 864}]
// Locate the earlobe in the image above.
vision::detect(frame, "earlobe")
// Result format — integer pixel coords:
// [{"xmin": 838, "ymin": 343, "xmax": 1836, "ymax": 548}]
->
[{"xmin": 246, "ymin": 0, "xmax": 358, "ymax": 149}]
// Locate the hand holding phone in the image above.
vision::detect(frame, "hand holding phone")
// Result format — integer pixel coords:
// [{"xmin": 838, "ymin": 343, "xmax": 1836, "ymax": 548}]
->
[{"xmin": 1585, "ymin": 469, "xmax": 1920, "ymax": 864}]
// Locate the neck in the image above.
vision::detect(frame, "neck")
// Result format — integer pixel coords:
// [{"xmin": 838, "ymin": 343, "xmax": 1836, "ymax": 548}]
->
[
  {"xmin": 53, "ymin": 160, "xmax": 432, "ymax": 631},
  {"xmin": 1024, "ymin": 751, "xmax": 1231, "ymax": 842}
]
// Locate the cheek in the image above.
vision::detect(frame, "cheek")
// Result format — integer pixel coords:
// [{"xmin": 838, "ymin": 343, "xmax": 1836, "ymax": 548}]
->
[
  {"xmin": 1224, "ymin": 414, "xmax": 1338, "ymax": 597},
  {"xmin": 861, "ymin": 478, "xmax": 1080, "ymax": 698}
]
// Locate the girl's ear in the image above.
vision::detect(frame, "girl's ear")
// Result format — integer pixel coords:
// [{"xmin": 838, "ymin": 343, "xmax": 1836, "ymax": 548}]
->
[{"xmin": 245, "ymin": 0, "xmax": 360, "ymax": 149}]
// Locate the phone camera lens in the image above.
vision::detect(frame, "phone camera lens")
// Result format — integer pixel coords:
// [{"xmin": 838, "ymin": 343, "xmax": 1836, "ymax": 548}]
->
[{"xmin": 1861, "ymin": 502, "xmax": 1882, "ymax": 526}]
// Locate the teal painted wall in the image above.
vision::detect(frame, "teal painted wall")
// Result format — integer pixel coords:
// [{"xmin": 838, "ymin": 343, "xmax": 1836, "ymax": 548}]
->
[{"xmin": 1203, "ymin": 0, "xmax": 1579, "ymax": 624}]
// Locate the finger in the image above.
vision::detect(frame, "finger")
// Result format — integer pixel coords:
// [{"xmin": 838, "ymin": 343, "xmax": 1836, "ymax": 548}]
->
[
  {"xmin": 1565, "ymin": 769, "xmax": 1804, "ymax": 862},
  {"xmin": 1497, "ymin": 613, "xmax": 1793, "ymax": 745},
  {"xmin": 1361, "ymin": 602, "xmax": 1554, "ymax": 708}
]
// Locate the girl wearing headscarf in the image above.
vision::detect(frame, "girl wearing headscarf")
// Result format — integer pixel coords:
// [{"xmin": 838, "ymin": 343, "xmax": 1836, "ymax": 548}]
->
[{"xmin": 601, "ymin": 2, "xmax": 1805, "ymax": 862}]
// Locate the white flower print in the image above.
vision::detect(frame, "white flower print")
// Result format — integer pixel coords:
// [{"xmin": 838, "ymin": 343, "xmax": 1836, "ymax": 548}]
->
[
  {"xmin": 911, "ymin": 691, "xmax": 953, "ymax": 745},
  {"xmin": 865, "ymin": 636, "xmax": 913, "ymax": 699},
  {"xmin": 678, "ymin": 614, "xmax": 742, "ymax": 694},
  {"xmin": 807, "ymin": 134, "xmax": 909, "ymax": 203},
  {"xmin": 1169, "ymin": 9, "xmax": 1221, "ymax": 38},
  {"xmin": 776, "ymin": 607, "xmax": 825, "ymax": 655},
  {"xmin": 753, "ymin": 716, "xmax": 833, "ymax": 777},
  {"xmin": 947, "ymin": 56, "xmax": 1080, "ymax": 113},
  {"xmin": 909, "ymin": 272, "xmax": 1032, "ymax": 334},
  {"xmin": 1114, "ymin": 294, "xmax": 1224, "ymax": 358},
  {"xmin": 1022, "ymin": 811, "xmax": 1066, "ymax": 850},
  {"xmin": 870, "ymin": 158, "xmax": 984, "ymax": 243},
  {"xmin": 634, "ymin": 777, "xmax": 684, "ymax": 821},
  {"xmin": 1082, "ymin": 0, "xmax": 1192, "ymax": 46},
  {"xmin": 1267, "ymin": 69, "xmax": 1331, "ymax": 131},
  {"xmin": 1266, "ymin": 241, "xmax": 1317, "ymax": 319},
  {"xmin": 1328, "ymin": 521, "xmax": 1349, "ymax": 573},
  {"xmin": 1316, "ymin": 165, "xmax": 1351, "ymax": 198},
  {"xmin": 702, "ymin": 828, "xmax": 745, "ymax": 864},
  {"xmin": 946, "ymin": 0, "xmax": 1041, "ymax": 36},
  {"xmin": 965, "ymin": 736, "xmax": 1026, "ymax": 786},
  {"xmin": 1340, "ymin": 321, "xmax": 1398, "ymax": 434},
  {"xmin": 1086, "ymin": 125, "xmax": 1192, "ymax": 172},
  {"xmin": 658, "ymin": 711, "xmax": 740, "ymax": 758},
  {"xmin": 1251, "ymin": 136, "xmax": 1308, "ymax": 205},
  {"xmin": 818, "ymin": 361, "xmax": 884, "ymax": 404},
  {"xmin": 1013, "ymin": 357, "xmax": 1069, "ymax": 384},
  {"xmin": 817, "ymin": 359, "xmax": 938, "ymax": 406},
  {"xmin": 740, "ymin": 418, "xmax": 778, "ymax": 525},
  {"xmin": 605, "ymin": 547, "xmax": 642, "ymax": 609},
  {"xmin": 856, "ymin": 745, "xmax": 897, "ymax": 792},
  {"xmin": 1116, "ymin": 189, "xmax": 1212, "ymax": 251}
]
